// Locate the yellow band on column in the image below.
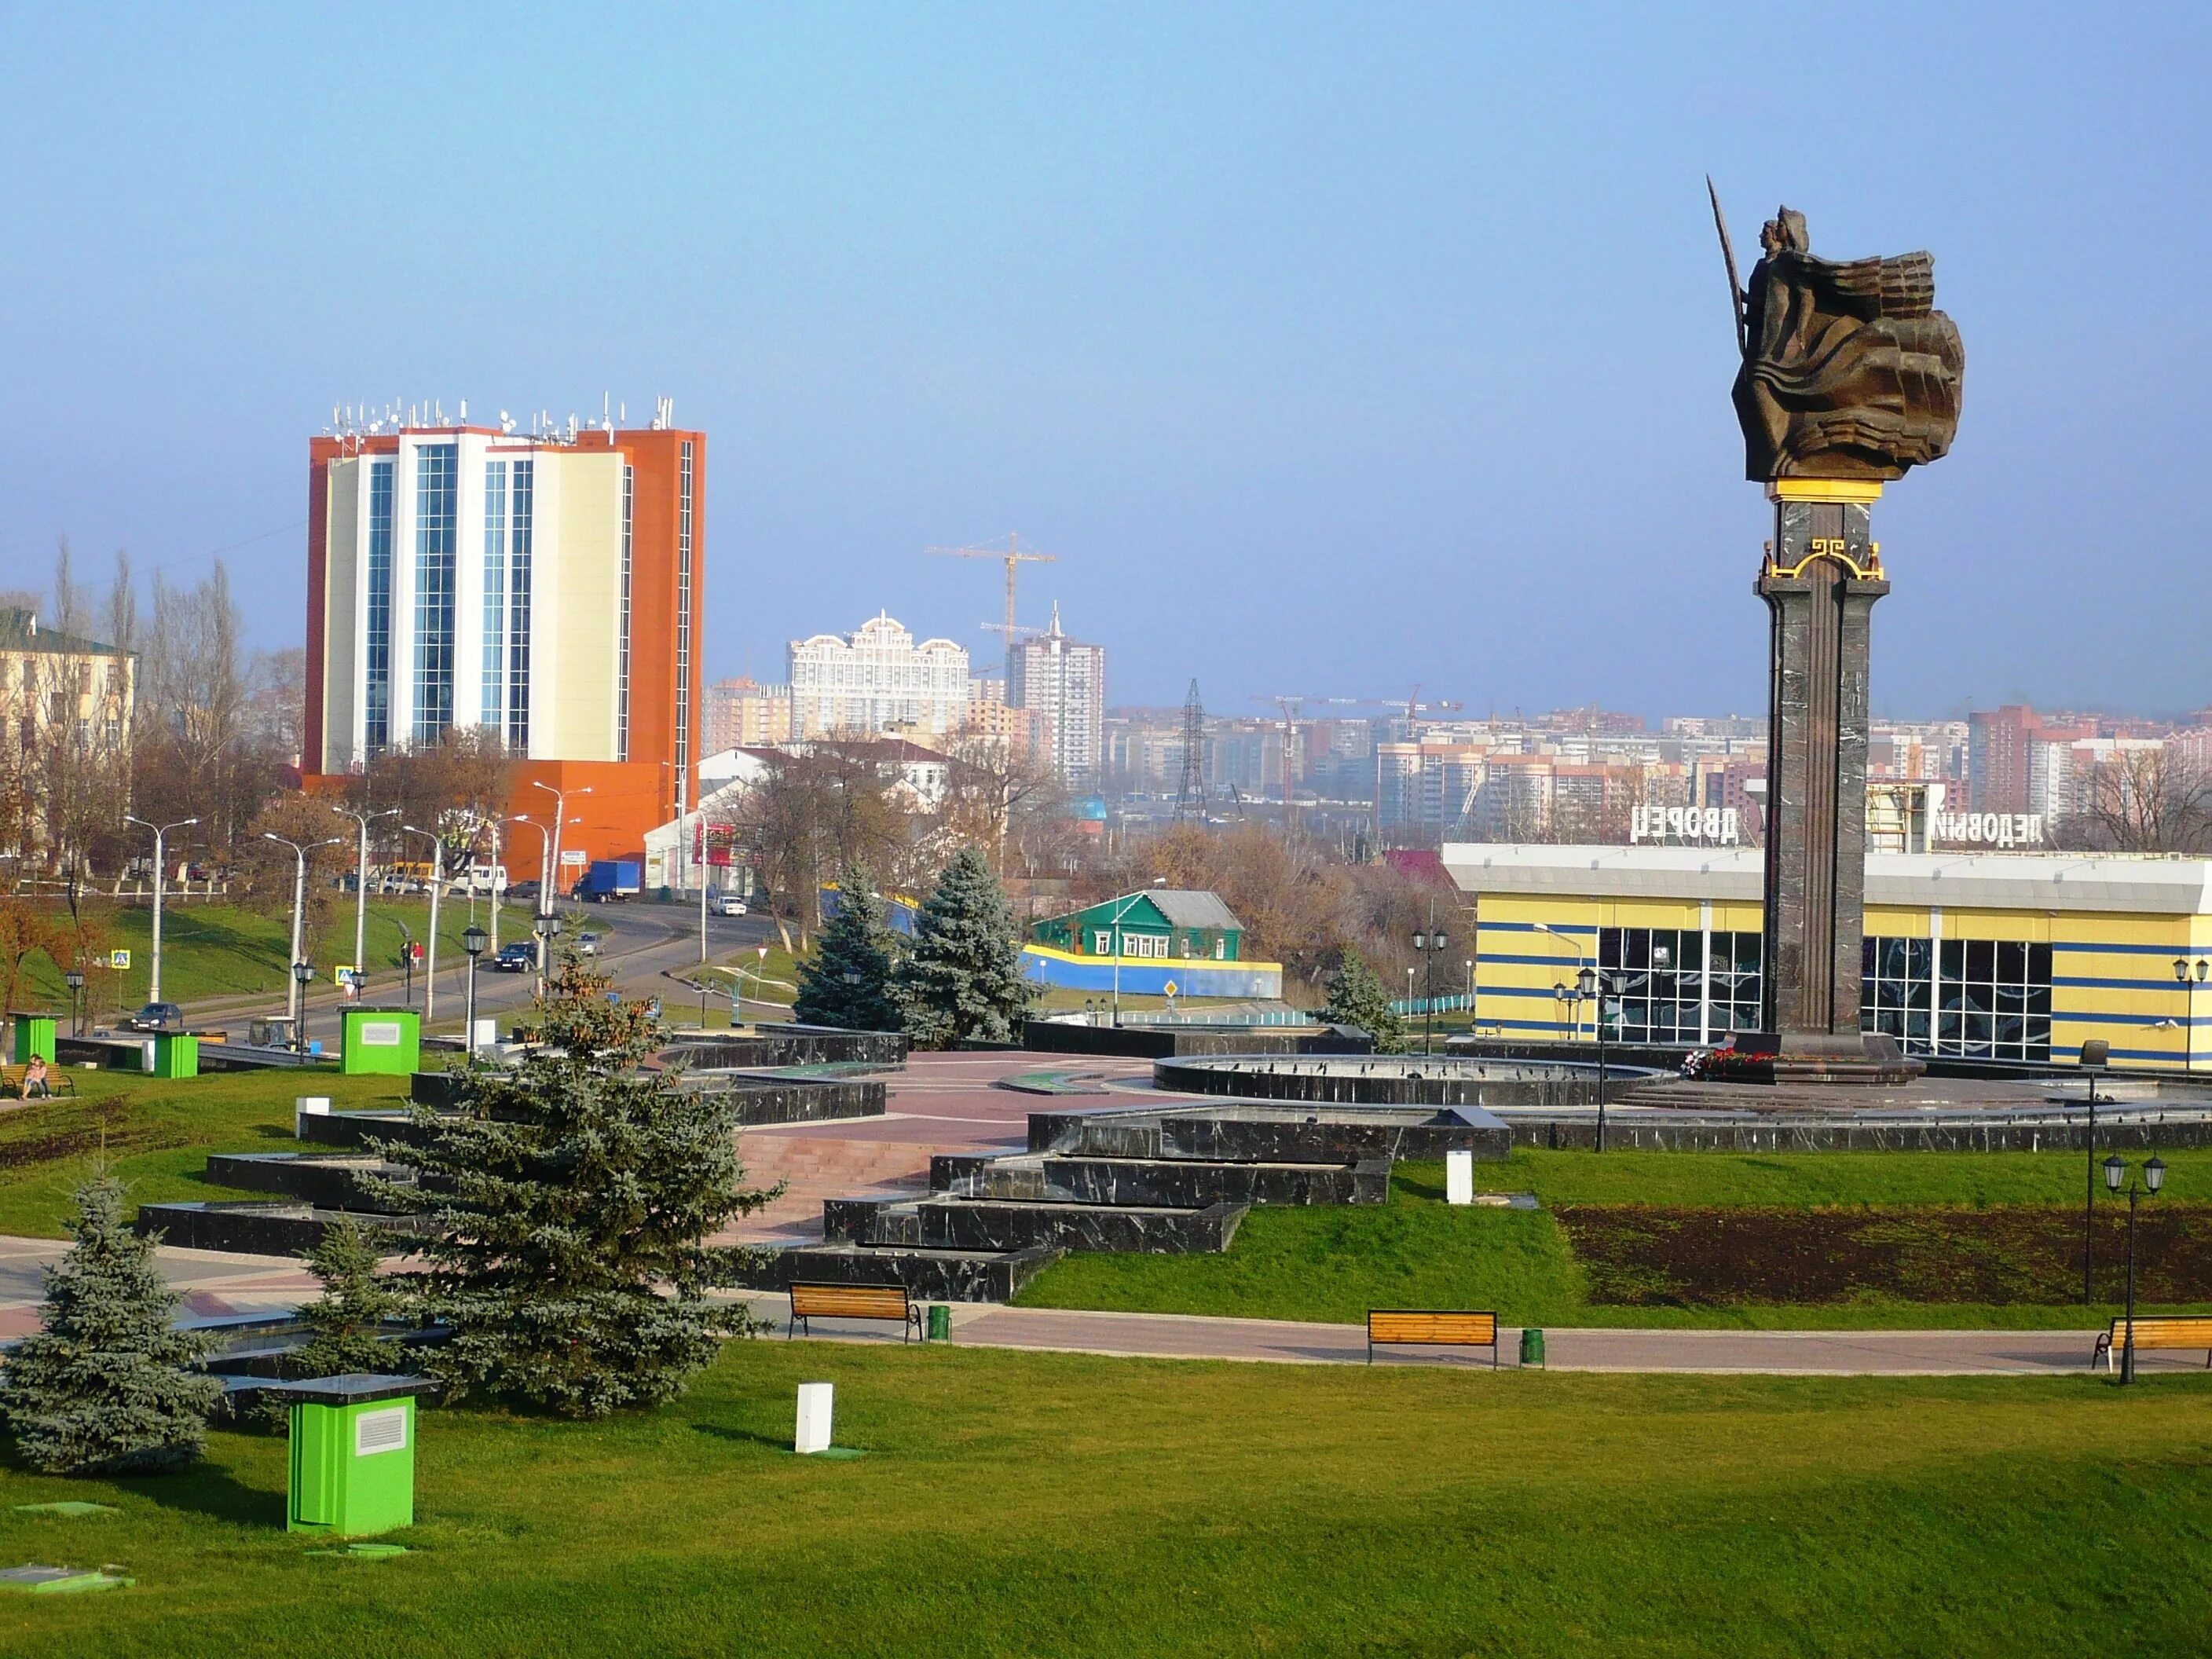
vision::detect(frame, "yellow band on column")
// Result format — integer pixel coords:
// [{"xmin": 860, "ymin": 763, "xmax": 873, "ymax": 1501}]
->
[{"xmin": 1767, "ymin": 478, "xmax": 1886, "ymax": 504}]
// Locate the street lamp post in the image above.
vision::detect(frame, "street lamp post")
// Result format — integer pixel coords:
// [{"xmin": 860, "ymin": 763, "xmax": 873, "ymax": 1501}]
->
[
  {"xmin": 2171, "ymin": 956, "xmax": 2207, "ymax": 1073},
  {"xmin": 331, "ymin": 805, "xmax": 398, "ymax": 989},
  {"xmin": 2102, "ymin": 1152, "xmax": 2166, "ymax": 1383},
  {"xmin": 264, "ymin": 833, "xmax": 343, "ymax": 1028},
  {"xmin": 460, "ymin": 925, "xmax": 487, "ymax": 1062},
  {"xmin": 2080, "ymin": 1037, "xmax": 2110, "ymax": 1304},
  {"xmin": 1412, "ymin": 914, "xmax": 1450, "ymax": 1056},
  {"xmin": 126, "ymin": 815, "xmax": 197, "ymax": 1007},
  {"xmin": 1578, "ymin": 963, "xmax": 1612, "ymax": 1153},
  {"xmin": 64, "ymin": 969, "xmax": 85, "ymax": 1038},
  {"xmin": 529, "ymin": 780, "xmax": 591, "ymax": 918},
  {"xmin": 403, "ymin": 826, "xmax": 446, "ymax": 1026},
  {"xmin": 291, "ymin": 959, "xmax": 313, "ymax": 1055},
  {"xmin": 1107, "ymin": 888, "xmax": 1155, "ymax": 1028},
  {"xmin": 532, "ymin": 912, "xmax": 562, "ymax": 999}
]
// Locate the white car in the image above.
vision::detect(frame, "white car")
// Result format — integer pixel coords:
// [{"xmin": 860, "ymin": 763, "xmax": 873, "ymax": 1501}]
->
[
  {"xmin": 709, "ymin": 893, "xmax": 748, "ymax": 917},
  {"xmin": 576, "ymin": 930, "xmax": 602, "ymax": 957}
]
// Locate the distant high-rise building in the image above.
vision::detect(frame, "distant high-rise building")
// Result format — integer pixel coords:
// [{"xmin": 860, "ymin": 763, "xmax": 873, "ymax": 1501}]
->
[
  {"xmin": 788, "ymin": 613, "xmax": 969, "ymax": 738},
  {"xmin": 702, "ymin": 676, "xmax": 793, "ymax": 751},
  {"xmin": 1010, "ymin": 604, "xmax": 1105, "ymax": 783}
]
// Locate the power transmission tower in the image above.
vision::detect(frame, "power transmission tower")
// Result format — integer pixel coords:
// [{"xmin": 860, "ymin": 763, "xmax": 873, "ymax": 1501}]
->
[
  {"xmin": 928, "ymin": 533, "xmax": 1057, "ymax": 685},
  {"xmin": 1174, "ymin": 679, "xmax": 1207, "ymax": 822}
]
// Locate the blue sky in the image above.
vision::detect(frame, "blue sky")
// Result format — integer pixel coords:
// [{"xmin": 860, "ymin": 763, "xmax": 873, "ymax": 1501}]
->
[{"xmin": 2, "ymin": 4, "xmax": 2206, "ymax": 718}]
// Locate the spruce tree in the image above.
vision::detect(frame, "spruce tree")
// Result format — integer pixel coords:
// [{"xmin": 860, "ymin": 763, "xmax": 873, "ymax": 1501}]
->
[
  {"xmin": 1322, "ymin": 948, "xmax": 1408, "ymax": 1053},
  {"xmin": 895, "ymin": 846, "xmax": 1034, "ymax": 1049},
  {"xmin": 369, "ymin": 958, "xmax": 781, "ymax": 1418},
  {"xmin": 253, "ymin": 1214, "xmax": 408, "ymax": 1430},
  {"xmin": 0, "ymin": 1175, "xmax": 222, "ymax": 1475},
  {"xmin": 793, "ymin": 862, "xmax": 904, "ymax": 1031}
]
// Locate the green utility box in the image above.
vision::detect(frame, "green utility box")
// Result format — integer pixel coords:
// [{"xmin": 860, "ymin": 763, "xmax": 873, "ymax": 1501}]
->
[
  {"xmin": 150, "ymin": 1031, "xmax": 198, "ymax": 1079},
  {"xmin": 10, "ymin": 1013, "xmax": 57, "ymax": 1064},
  {"xmin": 266, "ymin": 1374, "xmax": 437, "ymax": 1537},
  {"xmin": 339, "ymin": 1008, "xmax": 421, "ymax": 1076}
]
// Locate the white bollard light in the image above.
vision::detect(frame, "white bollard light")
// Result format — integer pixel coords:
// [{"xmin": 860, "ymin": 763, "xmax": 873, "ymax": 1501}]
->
[
  {"xmin": 795, "ymin": 1382, "xmax": 834, "ymax": 1455},
  {"xmin": 295, "ymin": 1096, "xmax": 331, "ymax": 1139},
  {"xmin": 1445, "ymin": 1148, "xmax": 1475, "ymax": 1206}
]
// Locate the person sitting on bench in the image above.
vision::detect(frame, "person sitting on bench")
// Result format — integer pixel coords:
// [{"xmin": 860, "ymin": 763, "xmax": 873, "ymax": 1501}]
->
[{"xmin": 20, "ymin": 1055, "xmax": 53, "ymax": 1098}]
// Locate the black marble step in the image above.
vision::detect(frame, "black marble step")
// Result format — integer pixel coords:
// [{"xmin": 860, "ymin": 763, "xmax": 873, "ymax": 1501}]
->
[
  {"xmin": 822, "ymin": 1193, "xmax": 1248, "ymax": 1254},
  {"xmin": 1027, "ymin": 1103, "xmax": 1511, "ymax": 1163},
  {"xmin": 203, "ymin": 1152, "xmax": 419, "ymax": 1214},
  {"xmin": 929, "ymin": 1152, "xmax": 1389, "ymax": 1208},
  {"xmin": 756, "ymin": 1242, "xmax": 1060, "ymax": 1303},
  {"xmin": 134, "ymin": 1200, "xmax": 423, "ymax": 1257}
]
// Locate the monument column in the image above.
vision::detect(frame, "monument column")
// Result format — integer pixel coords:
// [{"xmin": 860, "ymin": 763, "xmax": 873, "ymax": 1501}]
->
[{"xmin": 1754, "ymin": 478, "xmax": 1911, "ymax": 1079}]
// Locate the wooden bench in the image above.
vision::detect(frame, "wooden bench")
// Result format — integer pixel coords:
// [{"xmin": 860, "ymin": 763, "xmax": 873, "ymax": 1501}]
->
[
  {"xmin": 2091, "ymin": 1316, "xmax": 2212, "ymax": 1372},
  {"xmin": 1, "ymin": 1064, "xmax": 75, "ymax": 1100},
  {"xmin": 1367, "ymin": 1309, "xmax": 1500, "ymax": 1368},
  {"xmin": 787, "ymin": 1281, "xmax": 925, "ymax": 1343}
]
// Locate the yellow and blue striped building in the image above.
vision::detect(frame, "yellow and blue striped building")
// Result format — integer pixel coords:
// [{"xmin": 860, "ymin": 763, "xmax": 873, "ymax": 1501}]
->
[{"xmin": 1443, "ymin": 844, "xmax": 2212, "ymax": 1069}]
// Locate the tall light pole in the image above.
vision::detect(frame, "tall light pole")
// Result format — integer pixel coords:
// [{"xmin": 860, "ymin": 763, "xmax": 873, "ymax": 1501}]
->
[
  {"xmin": 2080, "ymin": 1038, "xmax": 2109, "ymax": 1303},
  {"xmin": 2103, "ymin": 1153, "xmax": 2166, "ymax": 1383},
  {"xmin": 530, "ymin": 780, "xmax": 591, "ymax": 916},
  {"xmin": 509, "ymin": 817, "xmax": 555, "ymax": 995},
  {"xmin": 264, "ymin": 833, "xmax": 342, "ymax": 1027},
  {"xmin": 403, "ymin": 824, "xmax": 445, "ymax": 1025},
  {"xmin": 1107, "ymin": 884, "xmax": 1158, "ymax": 1027},
  {"xmin": 126, "ymin": 815, "xmax": 196, "ymax": 1006},
  {"xmin": 1412, "ymin": 908, "xmax": 1450, "ymax": 1056},
  {"xmin": 331, "ymin": 804, "xmax": 397, "ymax": 988},
  {"xmin": 1578, "ymin": 962, "xmax": 1613, "ymax": 1153}
]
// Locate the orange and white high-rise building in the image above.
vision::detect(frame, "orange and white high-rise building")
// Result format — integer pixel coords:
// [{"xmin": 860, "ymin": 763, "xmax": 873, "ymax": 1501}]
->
[{"xmin": 302, "ymin": 405, "xmax": 707, "ymax": 878}]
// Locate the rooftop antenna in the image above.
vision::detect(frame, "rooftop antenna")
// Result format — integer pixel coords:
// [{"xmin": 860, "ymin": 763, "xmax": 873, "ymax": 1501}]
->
[{"xmin": 459, "ymin": 398, "xmax": 467, "ymax": 423}]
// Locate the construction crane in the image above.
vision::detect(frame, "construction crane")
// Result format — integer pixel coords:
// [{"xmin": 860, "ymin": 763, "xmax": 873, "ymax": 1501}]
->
[
  {"xmin": 929, "ymin": 533, "xmax": 1057, "ymax": 683},
  {"xmin": 1249, "ymin": 695, "xmax": 1311, "ymax": 837}
]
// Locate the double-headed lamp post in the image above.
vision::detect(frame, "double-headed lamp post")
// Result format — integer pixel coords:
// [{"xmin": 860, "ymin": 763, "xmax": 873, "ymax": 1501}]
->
[
  {"xmin": 529, "ymin": 781, "xmax": 591, "ymax": 913},
  {"xmin": 126, "ymin": 815, "xmax": 196, "ymax": 1006},
  {"xmin": 2172, "ymin": 956, "xmax": 2207, "ymax": 1073},
  {"xmin": 460, "ymin": 924, "xmax": 487, "ymax": 1062},
  {"xmin": 1412, "ymin": 921, "xmax": 1450, "ymax": 1055},
  {"xmin": 331, "ymin": 804, "xmax": 398, "ymax": 986},
  {"xmin": 64, "ymin": 969, "xmax": 86, "ymax": 1038},
  {"xmin": 1579, "ymin": 963, "xmax": 1613, "ymax": 1152},
  {"xmin": 402, "ymin": 825, "xmax": 446, "ymax": 1024},
  {"xmin": 2103, "ymin": 1152, "xmax": 2166, "ymax": 1383},
  {"xmin": 263, "ymin": 832, "xmax": 343, "ymax": 1028}
]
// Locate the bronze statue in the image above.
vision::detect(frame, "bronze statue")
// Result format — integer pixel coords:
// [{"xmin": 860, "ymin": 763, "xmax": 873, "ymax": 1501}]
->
[{"xmin": 1713, "ymin": 190, "xmax": 1964, "ymax": 482}]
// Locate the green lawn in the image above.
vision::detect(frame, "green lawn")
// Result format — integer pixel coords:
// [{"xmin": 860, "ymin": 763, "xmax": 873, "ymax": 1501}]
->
[
  {"xmin": 10, "ymin": 899, "xmax": 493, "ymax": 1013},
  {"xmin": 1015, "ymin": 1152, "xmax": 2212, "ymax": 1330},
  {"xmin": 0, "ymin": 1068, "xmax": 410, "ymax": 1237},
  {"xmin": 0, "ymin": 1345, "xmax": 2207, "ymax": 1657}
]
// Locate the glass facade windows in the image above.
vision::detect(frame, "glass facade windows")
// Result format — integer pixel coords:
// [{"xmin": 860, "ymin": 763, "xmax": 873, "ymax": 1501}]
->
[
  {"xmin": 506, "ymin": 460, "xmax": 533, "ymax": 752},
  {"xmin": 482, "ymin": 460, "xmax": 507, "ymax": 731},
  {"xmin": 364, "ymin": 459, "xmax": 395, "ymax": 753},
  {"xmin": 617, "ymin": 463, "xmax": 633, "ymax": 761},
  {"xmin": 1599, "ymin": 927, "xmax": 1764, "ymax": 1042},
  {"xmin": 1863, "ymin": 935, "xmax": 2051, "ymax": 1061},
  {"xmin": 411, "ymin": 444, "xmax": 459, "ymax": 744}
]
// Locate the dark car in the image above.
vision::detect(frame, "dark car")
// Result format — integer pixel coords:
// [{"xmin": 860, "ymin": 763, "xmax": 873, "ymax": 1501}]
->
[
  {"xmin": 124, "ymin": 1002, "xmax": 186, "ymax": 1033},
  {"xmin": 493, "ymin": 943, "xmax": 537, "ymax": 973},
  {"xmin": 504, "ymin": 880, "xmax": 542, "ymax": 903}
]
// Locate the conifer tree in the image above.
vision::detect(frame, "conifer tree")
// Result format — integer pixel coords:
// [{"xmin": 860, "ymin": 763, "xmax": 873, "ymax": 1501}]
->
[
  {"xmin": 895, "ymin": 846, "xmax": 1034, "ymax": 1048},
  {"xmin": 793, "ymin": 862, "xmax": 904, "ymax": 1031},
  {"xmin": 0, "ymin": 1175, "xmax": 222, "ymax": 1475},
  {"xmin": 369, "ymin": 959, "xmax": 782, "ymax": 1418},
  {"xmin": 253, "ymin": 1214, "xmax": 408, "ymax": 1430},
  {"xmin": 1322, "ymin": 948, "xmax": 1408, "ymax": 1053}
]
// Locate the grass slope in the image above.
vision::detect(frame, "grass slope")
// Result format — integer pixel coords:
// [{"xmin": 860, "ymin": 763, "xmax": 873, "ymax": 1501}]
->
[
  {"xmin": 0, "ymin": 1069, "xmax": 409, "ymax": 1236},
  {"xmin": 1015, "ymin": 1152, "xmax": 2212, "ymax": 1329},
  {"xmin": 1, "ymin": 1346, "xmax": 2207, "ymax": 1657}
]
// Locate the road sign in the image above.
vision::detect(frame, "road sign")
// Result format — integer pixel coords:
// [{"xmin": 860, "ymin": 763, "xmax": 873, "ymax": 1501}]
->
[
  {"xmin": 1162, "ymin": 980, "xmax": 1179, "ymax": 998},
  {"xmin": 109, "ymin": 949, "xmax": 131, "ymax": 971},
  {"xmin": 560, "ymin": 849, "xmax": 588, "ymax": 868},
  {"xmin": 335, "ymin": 966, "xmax": 361, "ymax": 988}
]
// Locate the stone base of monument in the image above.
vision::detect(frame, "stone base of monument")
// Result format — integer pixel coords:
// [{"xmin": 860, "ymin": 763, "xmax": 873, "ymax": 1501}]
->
[{"xmin": 1767, "ymin": 1031, "xmax": 1925, "ymax": 1086}]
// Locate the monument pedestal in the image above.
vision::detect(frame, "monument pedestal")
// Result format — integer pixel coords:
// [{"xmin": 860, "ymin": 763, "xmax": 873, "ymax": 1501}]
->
[{"xmin": 1756, "ymin": 480, "xmax": 1924, "ymax": 1086}]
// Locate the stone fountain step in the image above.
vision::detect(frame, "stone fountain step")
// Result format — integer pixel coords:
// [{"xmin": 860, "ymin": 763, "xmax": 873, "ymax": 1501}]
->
[
  {"xmin": 756, "ymin": 1241, "xmax": 1062, "ymax": 1303},
  {"xmin": 203, "ymin": 1152, "xmax": 419, "ymax": 1214},
  {"xmin": 821, "ymin": 1192, "xmax": 1249, "ymax": 1254},
  {"xmin": 134, "ymin": 1200, "xmax": 424, "ymax": 1257},
  {"xmin": 928, "ymin": 1152, "xmax": 1389, "ymax": 1208}
]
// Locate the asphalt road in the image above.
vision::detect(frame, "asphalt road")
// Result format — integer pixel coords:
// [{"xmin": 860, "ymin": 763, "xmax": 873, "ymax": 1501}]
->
[{"xmin": 168, "ymin": 899, "xmax": 781, "ymax": 1038}]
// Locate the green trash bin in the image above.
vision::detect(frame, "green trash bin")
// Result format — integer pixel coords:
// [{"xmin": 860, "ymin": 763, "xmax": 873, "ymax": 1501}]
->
[
  {"xmin": 1519, "ymin": 1328, "xmax": 1546, "ymax": 1368},
  {"xmin": 263, "ymin": 1374, "xmax": 438, "ymax": 1538},
  {"xmin": 928, "ymin": 1305, "xmax": 951, "ymax": 1342}
]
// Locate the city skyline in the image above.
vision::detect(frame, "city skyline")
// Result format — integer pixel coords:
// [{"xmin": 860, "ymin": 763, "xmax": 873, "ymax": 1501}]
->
[{"xmin": 4, "ymin": 10, "xmax": 2208, "ymax": 719}]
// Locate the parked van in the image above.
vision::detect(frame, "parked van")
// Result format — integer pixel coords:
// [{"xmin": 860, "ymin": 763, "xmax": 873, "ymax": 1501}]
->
[{"xmin": 461, "ymin": 864, "xmax": 509, "ymax": 894}]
